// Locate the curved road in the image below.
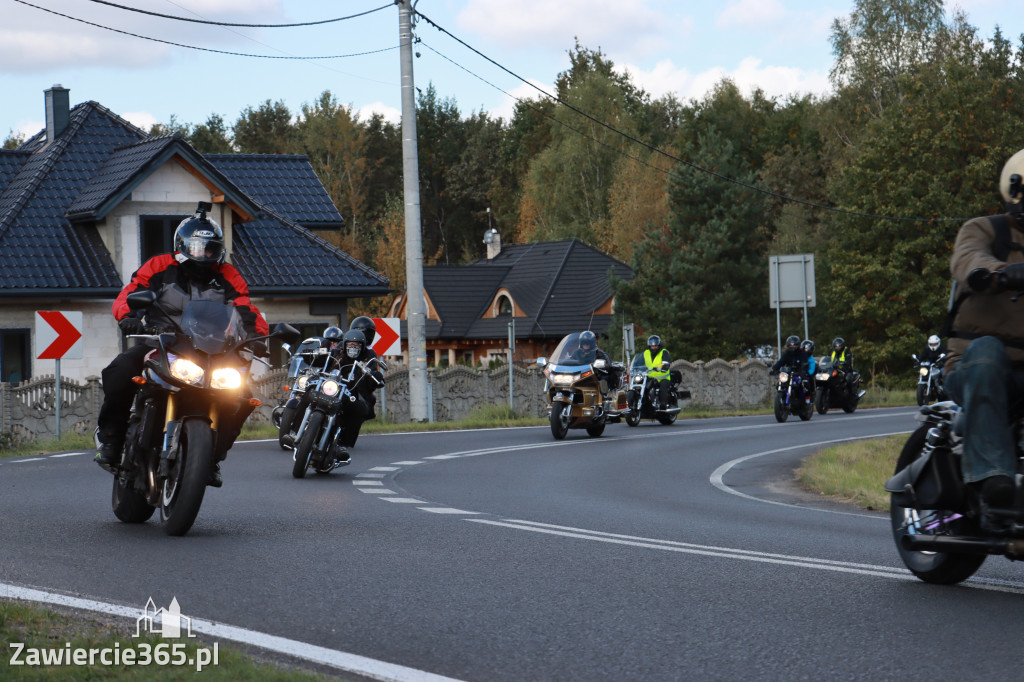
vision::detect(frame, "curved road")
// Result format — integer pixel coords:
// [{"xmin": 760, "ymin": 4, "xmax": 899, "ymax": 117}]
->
[{"xmin": 3, "ymin": 407, "xmax": 1024, "ymax": 680}]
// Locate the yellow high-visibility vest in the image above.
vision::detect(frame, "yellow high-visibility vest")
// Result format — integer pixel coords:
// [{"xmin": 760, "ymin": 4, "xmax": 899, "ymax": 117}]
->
[{"xmin": 643, "ymin": 349, "xmax": 669, "ymax": 379}]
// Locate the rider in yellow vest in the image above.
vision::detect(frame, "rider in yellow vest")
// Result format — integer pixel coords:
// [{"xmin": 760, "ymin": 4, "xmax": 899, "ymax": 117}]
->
[
  {"xmin": 628, "ymin": 335, "xmax": 672, "ymax": 410},
  {"xmin": 830, "ymin": 337, "xmax": 854, "ymax": 372}
]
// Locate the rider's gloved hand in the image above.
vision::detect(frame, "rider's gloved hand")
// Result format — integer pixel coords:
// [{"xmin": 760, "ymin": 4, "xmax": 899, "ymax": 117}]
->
[
  {"xmin": 118, "ymin": 315, "xmax": 145, "ymax": 335},
  {"xmin": 997, "ymin": 263, "xmax": 1024, "ymax": 291}
]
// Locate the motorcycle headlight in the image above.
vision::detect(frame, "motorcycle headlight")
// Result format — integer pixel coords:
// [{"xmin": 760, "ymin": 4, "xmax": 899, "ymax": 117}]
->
[
  {"xmin": 211, "ymin": 367, "xmax": 243, "ymax": 390},
  {"xmin": 168, "ymin": 355, "xmax": 204, "ymax": 385},
  {"xmin": 550, "ymin": 373, "xmax": 575, "ymax": 386},
  {"xmin": 778, "ymin": 371, "xmax": 790, "ymax": 383},
  {"xmin": 815, "ymin": 373, "xmax": 829, "ymax": 381},
  {"xmin": 296, "ymin": 375, "xmax": 310, "ymax": 390},
  {"xmin": 321, "ymin": 380, "xmax": 340, "ymax": 397},
  {"xmin": 632, "ymin": 374, "xmax": 644, "ymax": 385},
  {"xmin": 919, "ymin": 367, "xmax": 928, "ymax": 376}
]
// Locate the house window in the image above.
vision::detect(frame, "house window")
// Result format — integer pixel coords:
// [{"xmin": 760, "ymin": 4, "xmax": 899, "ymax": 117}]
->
[
  {"xmin": 1, "ymin": 329, "xmax": 30, "ymax": 384},
  {"xmin": 496, "ymin": 295, "xmax": 513, "ymax": 317},
  {"xmin": 140, "ymin": 215, "xmax": 186, "ymax": 262}
]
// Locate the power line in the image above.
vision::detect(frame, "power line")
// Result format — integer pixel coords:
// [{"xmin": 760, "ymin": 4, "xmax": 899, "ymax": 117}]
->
[
  {"xmin": 82, "ymin": 0, "xmax": 393, "ymax": 27},
  {"xmin": 414, "ymin": 8, "xmax": 965, "ymax": 224},
  {"xmin": 13, "ymin": 0, "xmax": 399, "ymax": 60}
]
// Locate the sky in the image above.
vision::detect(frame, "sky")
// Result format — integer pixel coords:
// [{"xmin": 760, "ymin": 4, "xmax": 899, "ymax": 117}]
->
[{"xmin": 1, "ymin": 0, "xmax": 1020, "ymax": 141}]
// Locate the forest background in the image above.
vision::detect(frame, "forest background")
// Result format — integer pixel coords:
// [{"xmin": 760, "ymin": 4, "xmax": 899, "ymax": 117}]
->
[{"xmin": 7, "ymin": 0, "xmax": 1024, "ymax": 384}]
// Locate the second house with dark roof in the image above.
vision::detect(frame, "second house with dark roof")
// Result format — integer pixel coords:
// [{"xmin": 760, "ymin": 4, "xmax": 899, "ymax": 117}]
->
[{"xmin": 0, "ymin": 86, "xmax": 390, "ymax": 384}]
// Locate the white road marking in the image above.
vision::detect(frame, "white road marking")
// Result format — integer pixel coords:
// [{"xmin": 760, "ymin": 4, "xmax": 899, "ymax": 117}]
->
[
  {"xmin": 369, "ymin": 467, "xmax": 400, "ymax": 471},
  {"xmin": 10, "ymin": 458, "xmax": 44, "ymax": 463},
  {"xmin": 391, "ymin": 461, "xmax": 424, "ymax": 465},
  {"xmin": 709, "ymin": 431, "xmax": 912, "ymax": 517},
  {"xmin": 419, "ymin": 508, "xmax": 480, "ymax": 515},
  {"xmin": 380, "ymin": 498, "xmax": 423, "ymax": 503},
  {"xmin": 356, "ymin": 473, "xmax": 386, "ymax": 478},
  {"xmin": 0, "ymin": 582, "xmax": 465, "ymax": 682},
  {"xmin": 50, "ymin": 452, "xmax": 87, "ymax": 458},
  {"xmin": 352, "ymin": 480, "xmax": 385, "ymax": 486},
  {"xmin": 358, "ymin": 488, "xmax": 398, "ymax": 494},
  {"xmin": 466, "ymin": 519, "xmax": 1024, "ymax": 594}
]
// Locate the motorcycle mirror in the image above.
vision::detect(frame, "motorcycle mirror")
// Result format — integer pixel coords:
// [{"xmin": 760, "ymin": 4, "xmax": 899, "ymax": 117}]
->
[
  {"xmin": 126, "ymin": 289, "xmax": 157, "ymax": 311},
  {"xmin": 272, "ymin": 322, "xmax": 301, "ymax": 346},
  {"xmin": 536, "ymin": 357, "xmax": 547, "ymax": 367},
  {"xmin": 593, "ymin": 359, "xmax": 607, "ymax": 369}
]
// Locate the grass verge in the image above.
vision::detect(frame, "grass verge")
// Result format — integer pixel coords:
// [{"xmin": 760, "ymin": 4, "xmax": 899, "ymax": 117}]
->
[
  {"xmin": 0, "ymin": 600, "xmax": 328, "ymax": 680},
  {"xmin": 795, "ymin": 434, "xmax": 905, "ymax": 512}
]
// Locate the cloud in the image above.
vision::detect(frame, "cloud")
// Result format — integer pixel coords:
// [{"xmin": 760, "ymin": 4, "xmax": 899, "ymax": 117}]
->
[
  {"xmin": 121, "ymin": 111, "xmax": 160, "ymax": 132},
  {"xmin": 455, "ymin": 0, "xmax": 680, "ymax": 60},
  {"xmin": 487, "ymin": 79, "xmax": 553, "ymax": 122},
  {"xmin": 715, "ymin": 0, "xmax": 787, "ymax": 29},
  {"xmin": 619, "ymin": 57, "xmax": 830, "ymax": 103},
  {"xmin": 357, "ymin": 102, "xmax": 401, "ymax": 124}
]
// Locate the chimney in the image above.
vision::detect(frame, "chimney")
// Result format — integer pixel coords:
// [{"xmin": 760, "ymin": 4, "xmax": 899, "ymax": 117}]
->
[
  {"xmin": 45, "ymin": 84, "xmax": 70, "ymax": 144},
  {"xmin": 484, "ymin": 228, "xmax": 501, "ymax": 260}
]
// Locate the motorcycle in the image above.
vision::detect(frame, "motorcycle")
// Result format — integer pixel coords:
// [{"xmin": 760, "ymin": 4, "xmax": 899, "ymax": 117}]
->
[
  {"xmin": 773, "ymin": 366, "xmax": 813, "ymax": 422},
  {"xmin": 886, "ymin": 401, "xmax": 1024, "ymax": 584},
  {"xmin": 107, "ymin": 290, "xmax": 298, "ymax": 536},
  {"xmin": 537, "ymin": 332, "xmax": 627, "ymax": 440},
  {"xmin": 911, "ymin": 353, "xmax": 946, "ymax": 406},
  {"xmin": 624, "ymin": 354, "xmax": 691, "ymax": 427},
  {"xmin": 273, "ymin": 336, "xmax": 332, "ymax": 450},
  {"xmin": 291, "ymin": 356, "xmax": 385, "ymax": 478},
  {"xmin": 813, "ymin": 358, "xmax": 864, "ymax": 414}
]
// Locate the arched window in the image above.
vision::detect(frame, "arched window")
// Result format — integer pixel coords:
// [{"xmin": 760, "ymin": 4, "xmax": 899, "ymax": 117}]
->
[{"xmin": 496, "ymin": 295, "xmax": 513, "ymax": 317}]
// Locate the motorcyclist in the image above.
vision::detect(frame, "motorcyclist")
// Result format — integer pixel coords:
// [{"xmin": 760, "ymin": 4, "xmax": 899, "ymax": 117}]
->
[
  {"xmin": 830, "ymin": 337, "xmax": 854, "ymax": 373},
  {"xmin": 568, "ymin": 330, "xmax": 619, "ymax": 390},
  {"xmin": 333, "ymin": 329, "xmax": 384, "ymax": 457},
  {"xmin": 800, "ymin": 339, "xmax": 817, "ymax": 391},
  {"xmin": 279, "ymin": 325, "xmax": 344, "ymax": 447},
  {"xmin": 349, "ymin": 316, "xmax": 382, "ymax": 419},
  {"xmin": 94, "ymin": 203, "xmax": 269, "ymax": 487},
  {"xmin": 919, "ymin": 334, "xmax": 946, "ymax": 364},
  {"xmin": 628, "ymin": 334, "xmax": 672, "ymax": 410},
  {"xmin": 770, "ymin": 335, "xmax": 810, "ymax": 378},
  {"xmin": 943, "ymin": 148, "xmax": 1024, "ymax": 513}
]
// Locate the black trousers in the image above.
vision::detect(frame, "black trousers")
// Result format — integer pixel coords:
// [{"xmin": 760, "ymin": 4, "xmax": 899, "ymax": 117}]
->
[{"xmin": 96, "ymin": 344, "xmax": 151, "ymax": 444}]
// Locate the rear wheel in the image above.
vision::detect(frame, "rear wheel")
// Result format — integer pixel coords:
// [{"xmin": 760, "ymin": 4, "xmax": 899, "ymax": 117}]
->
[
  {"xmin": 890, "ymin": 425, "xmax": 985, "ymax": 584},
  {"xmin": 657, "ymin": 407, "xmax": 677, "ymax": 425},
  {"xmin": 550, "ymin": 402, "xmax": 570, "ymax": 440},
  {"xmin": 292, "ymin": 411, "xmax": 323, "ymax": 479},
  {"xmin": 916, "ymin": 384, "xmax": 928, "ymax": 406},
  {"xmin": 798, "ymin": 398, "xmax": 813, "ymax": 421},
  {"xmin": 843, "ymin": 396, "xmax": 858, "ymax": 413},
  {"xmin": 773, "ymin": 393, "xmax": 789, "ymax": 423},
  {"xmin": 586, "ymin": 420, "xmax": 606, "ymax": 437},
  {"xmin": 160, "ymin": 419, "xmax": 212, "ymax": 537}
]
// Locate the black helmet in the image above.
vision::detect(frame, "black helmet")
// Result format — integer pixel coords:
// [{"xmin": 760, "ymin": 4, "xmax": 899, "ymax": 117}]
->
[
  {"xmin": 647, "ymin": 335, "xmax": 662, "ymax": 351},
  {"xmin": 174, "ymin": 203, "xmax": 224, "ymax": 270},
  {"xmin": 342, "ymin": 329, "xmax": 366, "ymax": 359},
  {"xmin": 323, "ymin": 326, "xmax": 343, "ymax": 350},
  {"xmin": 350, "ymin": 316, "xmax": 376, "ymax": 346},
  {"xmin": 785, "ymin": 335, "xmax": 800, "ymax": 351},
  {"xmin": 832, "ymin": 337, "xmax": 846, "ymax": 352},
  {"xmin": 579, "ymin": 330, "xmax": 597, "ymax": 351},
  {"xmin": 800, "ymin": 339, "xmax": 814, "ymax": 353}
]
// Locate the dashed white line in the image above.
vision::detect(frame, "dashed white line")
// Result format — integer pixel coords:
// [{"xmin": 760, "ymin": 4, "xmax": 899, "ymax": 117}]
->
[
  {"xmin": 352, "ymin": 480, "xmax": 385, "ymax": 486},
  {"xmin": 380, "ymin": 498, "xmax": 423, "ymax": 504},
  {"xmin": 419, "ymin": 508, "xmax": 480, "ymax": 515}
]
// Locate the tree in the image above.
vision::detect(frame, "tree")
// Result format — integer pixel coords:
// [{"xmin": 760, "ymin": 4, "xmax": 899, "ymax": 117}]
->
[
  {"xmin": 189, "ymin": 113, "xmax": 233, "ymax": 153},
  {"xmin": 617, "ymin": 128, "xmax": 771, "ymax": 360},
  {"xmin": 822, "ymin": 23, "xmax": 1024, "ymax": 372},
  {"xmin": 233, "ymin": 99, "xmax": 297, "ymax": 154},
  {"xmin": 2, "ymin": 130, "xmax": 25, "ymax": 149}
]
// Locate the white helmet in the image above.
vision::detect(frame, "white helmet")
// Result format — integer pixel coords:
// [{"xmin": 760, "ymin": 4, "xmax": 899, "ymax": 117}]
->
[
  {"xmin": 999, "ymin": 149, "xmax": 1024, "ymax": 206},
  {"xmin": 927, "ymin": 334, "xmax": 940, "ymax": 351}
]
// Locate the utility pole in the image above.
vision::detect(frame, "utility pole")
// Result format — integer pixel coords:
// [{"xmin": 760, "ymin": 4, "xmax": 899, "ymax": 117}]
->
[{"xmin": 398, "ymin": 0, "xmax": 429, "ymax": 421}]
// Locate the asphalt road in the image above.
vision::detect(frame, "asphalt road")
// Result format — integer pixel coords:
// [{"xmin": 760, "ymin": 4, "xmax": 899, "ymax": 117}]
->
[{"xmin": 3, "ymin": 407, "xmax": 1024, "ymax": 680}]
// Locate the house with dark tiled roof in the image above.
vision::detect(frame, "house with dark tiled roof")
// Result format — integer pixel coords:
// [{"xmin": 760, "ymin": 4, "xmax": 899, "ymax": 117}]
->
[
  {"xmin": 387, "ymin": 232, "xmax": 633, "ymax": 366},
  {"xmin": 0, "ymin": 86, "xmax": 389, "ymax": 383}
]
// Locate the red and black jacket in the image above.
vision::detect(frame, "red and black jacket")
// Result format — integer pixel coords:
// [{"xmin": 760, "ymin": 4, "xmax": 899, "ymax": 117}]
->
[{"xmin": 112, "ymin": 253, "xmax": 269, "ymax": 336}]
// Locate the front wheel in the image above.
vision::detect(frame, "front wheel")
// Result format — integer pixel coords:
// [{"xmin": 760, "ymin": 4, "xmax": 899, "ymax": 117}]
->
[
  {"xmin": 278, "ymin": 405, "xmax": 299, "ymax": 450},
  {"xmin": 550, "ymin": 402, "xmax": 570, "ymax": 440},
  {"xmin": 773, "ymin": 393, "xmax": 789, "ymax": 423},
  {"xmin": 160, "ymin": 419, "xmax": 213, "ymax": 537},
  {"xmin": 916, "ymin": 383, "xmax": 927, "ymax": 406},
  {"xmin": 890, "ymin": 425, "xmax": 985, "ymax": 584},
  {"xmin": 625, "ymin": 409, "xmax": 640, "ymax": 427},
  {"xmin": 292, "ymin": 411, "xmax": 324, "ymax": 479},
  {"xmin": 814, "ymin": 389, "xmax": 828, "ymax": 415}
]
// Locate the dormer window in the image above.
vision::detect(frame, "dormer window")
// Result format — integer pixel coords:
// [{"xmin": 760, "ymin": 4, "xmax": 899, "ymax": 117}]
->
[{"xmin": 496, "ymin": 295, "xmax": 513, "ymax": 317}]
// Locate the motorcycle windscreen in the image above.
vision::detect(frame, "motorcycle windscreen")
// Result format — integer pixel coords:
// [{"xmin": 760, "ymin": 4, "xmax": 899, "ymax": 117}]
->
[
  {"xmin": 179, "ymin": 300, "xmax": 246, "ymax": 355},
  {"xmin": 549, "ymin": 332, "xmax": 595, "ymax": 370}
]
